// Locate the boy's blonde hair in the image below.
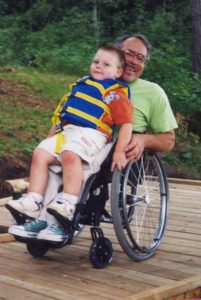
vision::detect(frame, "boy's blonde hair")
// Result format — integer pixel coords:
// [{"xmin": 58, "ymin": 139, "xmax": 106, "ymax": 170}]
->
[{"xmin": 98, "ymin": 45, "xmax": 125, "ymax": 68}]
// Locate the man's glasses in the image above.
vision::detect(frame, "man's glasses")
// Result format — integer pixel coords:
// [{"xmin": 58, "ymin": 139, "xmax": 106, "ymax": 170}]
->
[{"xmin": 123, "ymin": 49, "xmax": 147, "ymax": 64}]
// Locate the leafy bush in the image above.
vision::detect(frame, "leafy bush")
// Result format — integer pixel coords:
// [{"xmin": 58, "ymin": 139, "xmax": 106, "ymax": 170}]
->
[{"xmin": 0, "ymin": 0, "xmax": 200, "ymax": 178}]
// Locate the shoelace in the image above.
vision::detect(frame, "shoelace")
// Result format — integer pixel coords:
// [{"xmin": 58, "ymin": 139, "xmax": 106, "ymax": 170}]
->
[
  {"xmin": 49, "ymin": 224, "xmax": 60, "ymax": 231},
  {"xmin": 25, "ymin": 219, "xmax": 41, "ymax": 229}
]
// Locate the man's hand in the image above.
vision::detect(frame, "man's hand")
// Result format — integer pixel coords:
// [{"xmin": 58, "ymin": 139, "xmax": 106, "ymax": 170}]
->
[
  {"xmin": 125, "ymin": 134, "xmax": 145, "ymax": 161},
  {"xmin": 125, "ymin": 131, "xmax": 176, "ymax": 161}
]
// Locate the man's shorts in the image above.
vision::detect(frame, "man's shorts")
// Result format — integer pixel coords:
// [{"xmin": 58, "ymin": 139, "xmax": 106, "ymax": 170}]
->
[{"xmin": 37, "ymin": 124, "xmax": 107, "ymax": 164}]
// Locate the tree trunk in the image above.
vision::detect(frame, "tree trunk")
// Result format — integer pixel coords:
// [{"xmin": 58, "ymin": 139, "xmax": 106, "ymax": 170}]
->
[
  {"xmin": 191, "ymin": 0, "xmax": 201, "ymax": 73},
  {"xmin": 93, "ymin": 0, "xmax": 99, "ymax": 47}
]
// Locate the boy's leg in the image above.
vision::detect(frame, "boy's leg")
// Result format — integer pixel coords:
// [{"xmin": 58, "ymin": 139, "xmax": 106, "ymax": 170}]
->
[
  {"xmin": 48, "ymin": 150, "xmax": 82, "ymax": 220},
  {"xmin": 29, "ymin": 148, "xmax": 60, "ymax": 195},
  {"xmin": 48, "ymin": 126, "xmax": 108, "ymax": 222},
  {"xmin": 37, "ymin": 151, "xmax": 83, "ymax": 241},
  {"xmin": 62, "ymin": 150, "xmax": 83, "ymax": 196},
  {"xmin": 39, "ymin": 167, "xmax": 62, "ymax": 223},
  {"xmin": 7, "ymin": 148, "xmax": 59, "ymax": 219}
]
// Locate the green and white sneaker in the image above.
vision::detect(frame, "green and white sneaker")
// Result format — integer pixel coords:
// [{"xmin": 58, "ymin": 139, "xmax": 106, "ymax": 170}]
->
[
  {"xmin": 8, "ymin": 220, "xmax": 47, "ymax": 238},
  {"xmin": 37, "ymin": 224, "xmax": 66, "ymax": 242}
]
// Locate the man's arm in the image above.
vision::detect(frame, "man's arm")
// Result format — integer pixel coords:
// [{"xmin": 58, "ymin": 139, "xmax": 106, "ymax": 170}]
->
[{"xmin": 125, "ymin": 130, "xmax": 176, "ymax": 161}]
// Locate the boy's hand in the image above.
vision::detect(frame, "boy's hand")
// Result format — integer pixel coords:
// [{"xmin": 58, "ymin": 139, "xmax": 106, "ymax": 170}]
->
[
  {"xmin": 125, "ymin": 134, "xmax": 145, "ymax": 161},
  {"xmin": 111, "ymin": 151, "xmax": 128, "ymax": 172}
]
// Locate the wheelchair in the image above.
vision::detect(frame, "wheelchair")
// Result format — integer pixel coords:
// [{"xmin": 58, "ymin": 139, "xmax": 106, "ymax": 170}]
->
[{"xmin": 6, "ymin": 142, "xmax": 169, "ymax": 269}]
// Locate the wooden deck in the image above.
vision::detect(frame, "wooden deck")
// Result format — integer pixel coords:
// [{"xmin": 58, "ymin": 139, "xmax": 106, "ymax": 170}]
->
[{"xmin": 1, "ymin": 179, "xmax": 201, "ymax": 300}]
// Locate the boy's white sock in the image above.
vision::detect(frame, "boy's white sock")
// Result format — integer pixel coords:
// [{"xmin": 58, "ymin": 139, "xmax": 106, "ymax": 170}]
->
[
  {"xmin": 28, "ymin": 192, "xmax": 43, "ymax": 204},
  {"xmin": 62, "ymin": 192, "xmax": 78, "ymax": 205}
]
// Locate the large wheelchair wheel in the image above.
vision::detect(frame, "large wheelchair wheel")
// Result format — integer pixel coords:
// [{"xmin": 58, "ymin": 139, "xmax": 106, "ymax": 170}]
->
[{"xmin": 111, "ymin": 150, "xmax": 169, "ymax": 261}]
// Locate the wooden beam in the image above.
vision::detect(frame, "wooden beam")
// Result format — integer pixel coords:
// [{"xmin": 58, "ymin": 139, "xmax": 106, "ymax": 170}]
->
[
  {"xmin": 126, "ymin": 275, "xmax": 201, "ymax": 300},
  {"xmin": 5, "ymin": 178, "xmax": 29, "ymax": 193},
  {"xmin": 168, "ymin": 178, "xmax": 201, "ymax": 186},
  {"xmin": 0, "ymin": 233, "xmax": 15, "ymax": 243},
  {"xmin": 0, "ymin": 196, "xmax": 12, "ymax": 206}
]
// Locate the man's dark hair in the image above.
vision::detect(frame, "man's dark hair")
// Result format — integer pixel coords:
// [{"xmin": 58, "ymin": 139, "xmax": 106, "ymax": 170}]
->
[{"xmin": 113, "ymin": 34, "xmax": 152, "ymax": 61}]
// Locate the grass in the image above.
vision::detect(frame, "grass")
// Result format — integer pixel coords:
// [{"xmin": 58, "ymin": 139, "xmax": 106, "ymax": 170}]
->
[
  {"xmin": 0, "ymin": 66, "xmax": 76, "ymax": 157},
  {"xmin": 0, "ymin": 66, "xmax": 77, "ymax": 101}
]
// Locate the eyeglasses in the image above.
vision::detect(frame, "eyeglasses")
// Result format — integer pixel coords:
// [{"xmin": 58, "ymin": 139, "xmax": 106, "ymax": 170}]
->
[{"xmin": 123, "ymin": 49, "xmax": 147, "ymax": 64}]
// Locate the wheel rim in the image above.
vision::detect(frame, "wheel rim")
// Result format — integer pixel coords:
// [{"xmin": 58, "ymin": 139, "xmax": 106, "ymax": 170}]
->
[
  {"xmin": 112, "ymin": 151, "xmax": 168, "ymax": 259},
  {"xmin": 90, "ymin": 238, "xmax": 113, "ymax": 268}
]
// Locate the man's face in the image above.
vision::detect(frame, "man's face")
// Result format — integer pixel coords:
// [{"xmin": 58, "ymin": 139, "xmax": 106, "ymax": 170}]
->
[{"xmin": 121, "ymin": 37, "xmax": 148, "ymax": 83}]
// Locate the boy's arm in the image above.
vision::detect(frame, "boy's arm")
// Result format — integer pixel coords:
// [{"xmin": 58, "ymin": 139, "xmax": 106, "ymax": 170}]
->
[
  {"xmin": 48, "ymin": 125, "xmax": 56, "ymax": 137},
  {"xmin": 103, "ymin": 88, "xmax": 134, "ymax": 171},
  {"xmin": 111, "ymin": 123, "xmax": 132, "ymax": 171}
]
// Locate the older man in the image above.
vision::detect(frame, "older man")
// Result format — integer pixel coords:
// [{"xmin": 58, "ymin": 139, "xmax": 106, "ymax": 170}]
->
[{"xmin": 114, "ymin": 34, "xmax": 177, "ymax": 161}]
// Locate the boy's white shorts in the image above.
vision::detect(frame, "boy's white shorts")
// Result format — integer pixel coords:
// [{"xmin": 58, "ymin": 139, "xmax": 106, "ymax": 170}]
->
[{"xmin": 37, "ymin": 124, "xmax": 107, "ymax": 164}]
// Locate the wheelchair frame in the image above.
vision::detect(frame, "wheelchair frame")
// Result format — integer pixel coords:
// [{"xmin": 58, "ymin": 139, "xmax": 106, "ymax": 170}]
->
[{"xmin": 7, "ymin": 145, "xmax": 169, "ymax": 269}]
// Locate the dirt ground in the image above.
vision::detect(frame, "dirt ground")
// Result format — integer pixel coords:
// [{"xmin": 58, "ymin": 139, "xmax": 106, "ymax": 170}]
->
[
  {"xmin": 0, "ymin": 77, "xmax": 40, "ymax": 197},
  {"xmin": 0, "ymin": 155, "xmax": 31, "ymax": 197}
]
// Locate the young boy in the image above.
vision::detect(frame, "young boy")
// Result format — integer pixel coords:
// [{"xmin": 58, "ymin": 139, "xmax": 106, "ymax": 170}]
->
[{"xmin": 7, "ymin": 45, "xmax": 134, "ymax": 239}]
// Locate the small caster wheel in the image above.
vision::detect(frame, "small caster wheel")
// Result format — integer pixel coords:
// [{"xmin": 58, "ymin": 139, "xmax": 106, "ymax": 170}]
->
[
  {"xmin": 27, "ymin": 240, "xmax": 49, "ymax": 257},
  {"xmin": 89, "ymin": 237, "xmax": 113, "ymax": 269}
]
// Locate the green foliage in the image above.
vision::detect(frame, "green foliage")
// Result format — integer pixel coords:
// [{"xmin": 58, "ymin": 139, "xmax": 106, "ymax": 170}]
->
[
  {"xmin": 162, "ymin": 114, "xmax": 201, "ymax": 179},
  {"xmin": 0, "ymin": 0, "xmax": 201, "ymax": 178}
]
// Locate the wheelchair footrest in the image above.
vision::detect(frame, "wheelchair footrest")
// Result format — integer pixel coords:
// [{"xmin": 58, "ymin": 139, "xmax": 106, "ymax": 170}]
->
[
  {"xmin": 5, "ymin": 204, "xmax": 35, "ymax": 224},
  {"xmin": 47, "ymin": 208, "xmax": 73, "ymax": 232}
]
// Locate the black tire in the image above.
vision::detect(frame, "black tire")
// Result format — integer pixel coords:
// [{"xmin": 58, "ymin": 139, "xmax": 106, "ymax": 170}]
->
[
  {"xmin": 89, "ymin": 237, "xmax": 113, "ymax": 268},
  {"xmin": 111, "ymin": 150, "xmax": 169, "ymax": 261},
  {"xmin": 26, "ymin": 240, "xmax": 49, "ymax": 257}
]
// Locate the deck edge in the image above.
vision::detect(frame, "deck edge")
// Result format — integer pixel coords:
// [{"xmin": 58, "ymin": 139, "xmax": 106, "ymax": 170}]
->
[{"xmin": 126, "ymin": 275, "xmax": 201, "ymax": 300}]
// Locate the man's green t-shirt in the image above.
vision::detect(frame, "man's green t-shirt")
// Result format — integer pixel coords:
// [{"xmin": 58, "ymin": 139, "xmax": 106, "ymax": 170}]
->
[{"xmin": 129, "ymin": 78, "xmax": 178, "ymax": 133}]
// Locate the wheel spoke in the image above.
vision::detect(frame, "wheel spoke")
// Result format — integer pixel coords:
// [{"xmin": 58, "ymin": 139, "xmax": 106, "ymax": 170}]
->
[{"xmin": 111, "ymin": 150, "xmax": 169, "ymax": 261}]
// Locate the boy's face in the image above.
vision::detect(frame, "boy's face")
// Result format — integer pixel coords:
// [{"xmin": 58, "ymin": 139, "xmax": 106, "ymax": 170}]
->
[{"xmin": 90, "ymin": 49, "xmax": 123, "ymax": 81}]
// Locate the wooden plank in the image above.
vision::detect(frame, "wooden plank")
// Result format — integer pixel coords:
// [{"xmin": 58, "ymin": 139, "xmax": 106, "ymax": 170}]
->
[
  {"xmin": 168, "ymin": 178, "xmax": 201, "ymax": 187},
  {"xmin": 0, "ymin": 196, "xmax": 12, "ymax": 206},
  {"xmin": 0, "ymin": 275, "xmax": 107, "ymax": 300},
  {"xmin": 0, "ymin": 206, "xmax": 13, "ymax": 227},
  {"xmin": 126, "ymin": 275, "xmax": 201, "ymax": 300},
  {"xmin": 0, "ymin": 233, "xmax": 15, "ymax": 243},
  {"xmin": 0, "ymin": 179, "xmax": 201, "ymax": 300},
  {"xmin": 5, "ymin": 178, "xmax": 29, "ymax": 193},
  {"xmin": 0, "ymin": 245, "xmax": 133, "ymax": 299},
  {"xmin": 0, "ymin": 280, "xmax": 59, "ymax": 300}
]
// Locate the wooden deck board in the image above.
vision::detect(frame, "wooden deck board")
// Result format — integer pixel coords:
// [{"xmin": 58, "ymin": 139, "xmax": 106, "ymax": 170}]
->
[{"xmin": 1, "ymin": 180, "xmax": 201, "ymax": 299}]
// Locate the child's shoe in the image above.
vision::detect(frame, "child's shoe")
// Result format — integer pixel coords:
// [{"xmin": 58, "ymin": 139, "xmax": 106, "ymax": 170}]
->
[
  {"xmin": 6, "ymin": 195, "xmax": 42, "ymax": 219},
  {"xmin": 37, "ymin": 224, "xmax": 66, "ymax": 242},
  {"xmin": 8, "ymin": 219, "xmax": 47, "ymax": 238},
  {"xmin": 48, "ymin": 194, "xmax": 77, "ymax": 221}
]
